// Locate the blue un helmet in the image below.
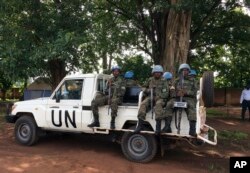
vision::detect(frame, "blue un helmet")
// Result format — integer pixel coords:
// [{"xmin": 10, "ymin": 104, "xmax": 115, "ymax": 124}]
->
[
  {"xmin": 189, "ymin": 69, "xmax": 197, "ymax": 76},
  {"xmin": 111, "ymin": 65, "xmax": 121, "ymax": 72},
  {"xmin": 163, "ymin": 72, "xmax": 173, "ymax": 80},
  {"xmin": 152, "ymin": 65, "xmax": 164, "ymax": 73},
  {"xmin": 178, "ymin": 63, "xmax": 191, "ymax": 73},
  {"xmin": 124, "ymin": 71, "xmax": 134, "ymax": 79}
]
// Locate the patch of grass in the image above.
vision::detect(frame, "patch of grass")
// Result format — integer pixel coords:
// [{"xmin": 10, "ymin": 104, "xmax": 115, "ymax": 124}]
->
[
  {"xmin": 218, "ymin": 130, "xmax": 248, "ymax": 141},
  {"xmin": 206, "ymin": 109, "xmax": 226, "ymax": 117}
]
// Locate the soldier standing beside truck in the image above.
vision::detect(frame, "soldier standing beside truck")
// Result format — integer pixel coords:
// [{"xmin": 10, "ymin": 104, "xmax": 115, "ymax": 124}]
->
[
  {"xmin": 134, "ymin": 65, "xmax": 169, "ymax": 135},
  {"xmin": 165, "ymin": 63, "xmax": 198, "ymax": 136},
  {"xmin": 88, "ymin": 65, "xmax": 126, "ymax": 129}
]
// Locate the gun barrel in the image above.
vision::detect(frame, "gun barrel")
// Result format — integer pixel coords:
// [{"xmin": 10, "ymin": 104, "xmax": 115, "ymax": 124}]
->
[
  {"xmin": 151, "ymin": 88, "xmax": 153, "ymax": 119},
  {"xmin": 108, "ymin": 86, "xmax": 111, "ymax": 115}
]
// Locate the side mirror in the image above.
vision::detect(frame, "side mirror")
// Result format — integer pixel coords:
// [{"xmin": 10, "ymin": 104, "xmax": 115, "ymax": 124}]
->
[{"xmin": 55, "ymin": 90, "xmax": 61, "ymax": 103}]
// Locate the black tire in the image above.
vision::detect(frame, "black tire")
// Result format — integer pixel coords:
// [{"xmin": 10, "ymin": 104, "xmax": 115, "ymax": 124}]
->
[
  {"xmin": 202, "ymin": 71, "xmax": 214, "ymax": 107},
  {"xmin": 121, "ymin": 131, "xmax": 157, "ymax": 163},
  {"xmin": 14, "ymin": 116, "xmax": 39, "ymax": 146}
]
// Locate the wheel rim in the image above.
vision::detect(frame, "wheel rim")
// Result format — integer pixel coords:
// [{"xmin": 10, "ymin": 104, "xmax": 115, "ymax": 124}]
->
[
  {"xmin": 18, "ymin": 123, "xmax": 31, "ymax": 141},
  {"xmin": 127, "ymin": 134, "xmax": 148, "ymax": 157}
]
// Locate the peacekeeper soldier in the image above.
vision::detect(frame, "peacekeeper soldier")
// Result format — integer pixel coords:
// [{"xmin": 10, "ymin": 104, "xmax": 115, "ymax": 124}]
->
[
  {"xmin": 88, "ymin": 65, "xmax": 126, "ymax": 129},
  {"xmin": 163, "ymin": 71, "xmax": 173, "ymax": 89},
  {"xmin": 189, "ymin": 69, "xmax": 199, "ymax": 87},
  {"xmin": 134, "ymin": 65, "xmax": 169, "ymax": 135},
  {"xmin": 189, "ymin": 69, "xmax": 197, "ymax": 79},
  {"xmin": 163, "ymin": 71, "xmax": 174, "ymax": 101},
  {"xmin": 163, "ymin": 72, "xmax": 173, "ymax": 82},
  {"xmin": 165, "ymin": 63, "xmax": 198, "ymax": 136},
  {"xmin": 124, "ymin": 71, "xmax": 138, "ymax": 87}
]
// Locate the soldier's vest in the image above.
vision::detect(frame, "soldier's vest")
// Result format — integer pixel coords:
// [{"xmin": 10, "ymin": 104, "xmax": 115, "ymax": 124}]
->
[
  {"xmin": 148, "ymin": 77, "xmax": 168, "ymax": 99},
  {"xmin": 175, "ymin": 77, "xmax": 196, "ymax": 98},
  {"xmin": 125, "ymin": 79, "xmax": 137, "ymax": 87},
  {"xmin": 110, "ymin": 76, "xmax": 126, "ymax": 98}
]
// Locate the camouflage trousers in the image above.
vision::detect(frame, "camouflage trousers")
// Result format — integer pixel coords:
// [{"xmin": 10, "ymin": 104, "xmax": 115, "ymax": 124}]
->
[
  {"xmin": 91, "ymin": 95, "xmax": 122, "ymax": 118},
  {"xmin": 137, "ymin": 96, "xmax": 165, "ymax": 120},
  {"xmin": 165, "ymin": 97, "xmax": 197, "ymax": 121}
]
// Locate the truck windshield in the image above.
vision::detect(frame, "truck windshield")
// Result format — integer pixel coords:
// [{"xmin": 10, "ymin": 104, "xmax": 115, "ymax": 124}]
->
[{"xmin": 56, "ymin": 79, "xmax": 83, "ymax": 100}]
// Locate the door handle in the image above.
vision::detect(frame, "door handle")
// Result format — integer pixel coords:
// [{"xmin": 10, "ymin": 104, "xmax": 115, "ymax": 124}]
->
[
  {"xmin": 50, "ymin": 106, "xmax": 59, "ymax": 108},
  {"xmin": 73, "ymin": 106, "xmax": 79, "ymax": 109}
]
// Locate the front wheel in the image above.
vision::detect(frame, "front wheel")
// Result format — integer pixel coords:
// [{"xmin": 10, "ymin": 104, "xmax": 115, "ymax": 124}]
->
[
  {"xmin": 121, "ymin": 132, "xmax": 157, "ymax": 163},
  {"xmin": 15, "ymin": 116, "xmax": 39, "ymax": 146}
]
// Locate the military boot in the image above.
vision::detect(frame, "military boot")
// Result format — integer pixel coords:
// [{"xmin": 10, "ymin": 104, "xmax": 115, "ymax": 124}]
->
[
  {"xmin": 87, "ymin": 114, "xmax": 100, "ymax": 127},
  {"xmin": 155, "ymin": 120, "xmax": 161, "ymax": 135},
  {"xmin": 162, "ymin": 117, "xmax": 172, "ymax": 133},
  {"xmin": 110, "ymin": 117, "xmax": 116, "ymax": 129},
  {"xmin": 189, "ymin": 120, "xmax": 197, "ymax": 137},
  {"xmin": 134, "ymin": 119, "xmax": 144, "ymax": 133}
]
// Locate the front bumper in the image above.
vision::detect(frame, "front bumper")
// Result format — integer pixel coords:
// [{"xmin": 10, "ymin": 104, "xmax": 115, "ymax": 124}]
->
[{"xmin": 5, "ymin": 114, "xmax": 17, "ymax": 123}]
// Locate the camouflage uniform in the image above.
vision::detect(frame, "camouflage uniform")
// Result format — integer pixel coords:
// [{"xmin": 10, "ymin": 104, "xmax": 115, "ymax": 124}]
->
[
  {"xmin": 125, "ymin": 79, "xmax": 138, "ymax": 87},
  {"xmin": 138, "ymin": 77, "xmax": 169, "ymax": 120},
  {"xmin": 165, "ymin": 76, "xmax": 198, "ymax": 121},
  {"xmin": 88, "ymin": 76, "xmax": 126, "ymax": 129},
  {"xmin": 92, "ymin": 75, "xmax": 126, "ymax": 118}
]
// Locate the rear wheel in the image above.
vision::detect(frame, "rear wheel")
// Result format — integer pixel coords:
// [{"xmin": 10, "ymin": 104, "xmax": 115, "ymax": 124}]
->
[
  {"xmin": 121, "ymin": 130, "xmax": 157, "ymax": 163},
  {"xmin": 202, "ymin": 71, "xmax": 214, "ymax": 107},
  {"xmin": 15, "ymin": 116, "xmax": 39, "ymax": 146}
]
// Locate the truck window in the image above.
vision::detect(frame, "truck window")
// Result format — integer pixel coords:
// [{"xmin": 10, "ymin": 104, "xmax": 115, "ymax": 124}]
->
[
  {"xmin": 97, "ymin": 78, "xmax": 108, "ymax": 93},
  {"xmin": 56, "ymin": 79, "xmax": 83, "ymax": 100}
]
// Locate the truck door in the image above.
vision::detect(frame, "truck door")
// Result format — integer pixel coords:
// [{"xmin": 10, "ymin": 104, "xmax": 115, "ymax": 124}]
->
[{"xmin": 46, "ymin": 79, "xmax": 83, "ymax": 131}]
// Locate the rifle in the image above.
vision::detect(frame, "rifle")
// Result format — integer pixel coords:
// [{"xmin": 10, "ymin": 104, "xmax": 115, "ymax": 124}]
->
[
  {"xmin": 175, "ymin": 71, "xmax": 186, "ymax": 134},
  {"xmin": 150, "ymin": 88, "xmax": 154, "ymax": 119},
  {"xmin": 108, "ymin": 82, "xmax": 111, "ymax": 115},
  {"xmin": 179, "ymin": 71, "xmax": 184, "ymax": 102}
]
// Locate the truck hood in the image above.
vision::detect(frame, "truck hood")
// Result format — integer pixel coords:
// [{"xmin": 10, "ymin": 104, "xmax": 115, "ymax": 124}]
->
[{"xmin": 15, "ymin": 97, "xmax": 50, "ymax": 106}]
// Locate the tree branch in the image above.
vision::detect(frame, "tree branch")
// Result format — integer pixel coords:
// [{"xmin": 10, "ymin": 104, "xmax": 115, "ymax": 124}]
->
[{"xmin": 190, "ymin": 0, "xmax": 221, "ymax": 49}]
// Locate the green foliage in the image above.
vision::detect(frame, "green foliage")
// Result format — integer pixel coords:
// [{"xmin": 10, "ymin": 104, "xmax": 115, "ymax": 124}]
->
[
  {"xmin": 190, "ymin": 0, "xmax": 250, "ymax": 88},
  {"xmin": 116, "ymin": 55, "xmax": 153, "ymax": 85},
  {"xmin": 206, "ymin": 108, "xmax": 225, "ymax": 117},
  {"xmin": 218, "ymin": 130, "xmax": 248, "ymax": 140},
  {"xmin": 0, "ymin": 70, "xmax": 12, "ymax": 100},
  {"xmin": 0, "ymin": 0, "xmax": 96, "ymax": 86},
  {"xmin": 1, "ymin": 0, "xmax": 250, "ymax": 89}
]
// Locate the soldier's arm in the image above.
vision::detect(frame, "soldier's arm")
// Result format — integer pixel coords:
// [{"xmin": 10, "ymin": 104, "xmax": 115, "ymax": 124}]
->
[
  {"xmin": 117, "ymin": 78, "xmax": 126, "ymax": 97},
  {"xmin": 160, "ymin": 80, "xmax": 169, "ymax": 99},
  {"xmin": 142, "ymin": 78, "xmax": 151, "ymax": 94},
  {"xmin": 185, "ymin": 79, "xmax": 198, "ymax": 97}
]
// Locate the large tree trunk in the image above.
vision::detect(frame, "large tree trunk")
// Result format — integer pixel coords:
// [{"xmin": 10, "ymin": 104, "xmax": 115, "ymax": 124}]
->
[
  {"xmin": 102, "ymin": 52, "xmax": 108, "ymax": 70},
  {"xmin": 48, "ymin": 59, "xmax": 67, "ymax": 91},
  {"xmin": 161, "ymin": 0, "xmax": 192, "ymax": 75}
]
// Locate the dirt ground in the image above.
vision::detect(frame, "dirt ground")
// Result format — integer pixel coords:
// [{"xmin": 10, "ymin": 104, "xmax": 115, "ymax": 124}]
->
[{"xmin": 0, "ymin": 107, "xmax": 250, "ymax": 173}]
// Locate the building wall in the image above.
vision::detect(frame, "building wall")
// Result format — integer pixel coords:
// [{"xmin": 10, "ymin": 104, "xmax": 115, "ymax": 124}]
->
[{"xmin": 214, "ymin": 88, "xmax": 241, "ymax": 106}]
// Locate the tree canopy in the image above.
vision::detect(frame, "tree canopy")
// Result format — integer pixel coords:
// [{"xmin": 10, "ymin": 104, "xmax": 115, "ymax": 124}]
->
[{"xmin": 0, "ymin": 0, "xmax": 250, "ymax": 89}]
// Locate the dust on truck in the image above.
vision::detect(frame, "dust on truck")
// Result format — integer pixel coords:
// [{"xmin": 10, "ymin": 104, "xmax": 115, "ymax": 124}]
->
[{"xmin": 5, "ymin": 73, "xmax": 217, "ymax": 163}]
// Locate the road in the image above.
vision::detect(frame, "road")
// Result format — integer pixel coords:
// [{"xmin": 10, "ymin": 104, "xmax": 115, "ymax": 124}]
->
[{"xmin": 1, "ymin": 115, "xmax": 250, "ymax": 173}]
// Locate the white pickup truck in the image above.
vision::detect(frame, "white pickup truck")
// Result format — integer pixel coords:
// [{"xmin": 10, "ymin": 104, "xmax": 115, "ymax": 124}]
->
[{"xmin": 6, "ymin": 73, "xmax": 217, "ymax": 163}]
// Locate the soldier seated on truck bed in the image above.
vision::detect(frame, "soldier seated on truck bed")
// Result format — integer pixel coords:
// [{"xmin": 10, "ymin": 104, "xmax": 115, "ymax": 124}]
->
[
  {"xmin": 122, "ymin": 71, "xmax": 142, "ymax": 104},
  {"xmin": 134, "ymin": 65, "xmax": 169, "ymax": 135},
  {"xmin": 124, "ymin": 71, "xmax": 138, "ymax": 87},
  {"xmin": 165, "ymin": 63, "xmax": 198, "ymax": 137},
  {"xmin": 88, "ymin": 65, "xmax": 126, "ymax": 129}
]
